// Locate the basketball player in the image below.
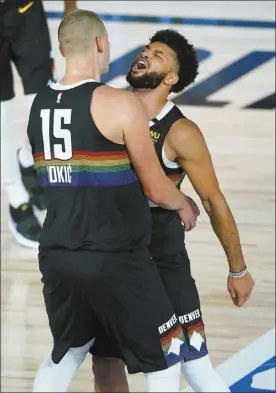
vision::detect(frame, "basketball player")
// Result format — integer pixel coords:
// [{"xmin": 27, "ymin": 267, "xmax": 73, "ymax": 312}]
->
[
  {"xmin": 90, "ymin": 30, "xmax": 256, "ymax": 392},
  {"xmin": 29, "ymin": 11, "xmax": 200, "ymax": 392},
  {"xmin": 0, "ymin": 0, "xmax": 76, "ymax": 248}
]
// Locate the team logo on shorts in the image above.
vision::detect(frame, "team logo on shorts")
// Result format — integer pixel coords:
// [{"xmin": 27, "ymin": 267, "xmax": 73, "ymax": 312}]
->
[
  {"xmin": 185, "ymin": 322, "xmax": 208, "ymax": 361},
  {"xmin": 158, "ymin": 316, "xmax": 209, "ymax": 365},
  {"xmin": 158, "ymin": 314, "xmax": 189, "ymax": 367}
]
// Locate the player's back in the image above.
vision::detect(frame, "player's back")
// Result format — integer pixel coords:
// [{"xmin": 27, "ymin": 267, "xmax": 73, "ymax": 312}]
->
[{"xmin": 27, "ymin": 80, "xmax": 151, "ymax": 253}]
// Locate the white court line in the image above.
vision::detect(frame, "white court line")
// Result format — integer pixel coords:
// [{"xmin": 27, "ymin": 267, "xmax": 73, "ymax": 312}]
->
[{"xmin": 182, "ymin": 328, "xmax": 275, "ymax": 391}]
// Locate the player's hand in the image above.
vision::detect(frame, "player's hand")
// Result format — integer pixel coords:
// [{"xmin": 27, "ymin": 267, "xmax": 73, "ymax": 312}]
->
[
  {"xmin": 177, "ymin": 196, "xmax": 200, "ymax": 231},
  {"xmin": 227, "ymin": 271, "xmax": 255, "ymax": 307},
  {"xmin": 185, "ymin": 195, "xmax": 200, "ymax": 216}
]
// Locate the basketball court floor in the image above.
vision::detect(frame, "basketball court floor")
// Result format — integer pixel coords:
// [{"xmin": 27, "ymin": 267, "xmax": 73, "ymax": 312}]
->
[{"xmin": 1, "ymin": 1, "xmax": 275, "ymax": 391}]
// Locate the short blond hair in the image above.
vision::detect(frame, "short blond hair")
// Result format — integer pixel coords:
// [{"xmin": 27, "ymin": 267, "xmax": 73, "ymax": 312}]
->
[{"xmin": 58, "ymin": 9, "xmax": 105, "ymax": 56}]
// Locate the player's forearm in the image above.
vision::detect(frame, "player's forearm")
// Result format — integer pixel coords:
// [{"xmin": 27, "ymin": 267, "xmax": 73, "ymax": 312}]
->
[
  {"xmin": 64, "ymin": 0, "xmax": 77, "ymax": 14},
  {"xmin": 157, "ymin": 191, "xmax": 187, "ymax": 211},
  {"xmin": 146, "ymin": 176, "xmax": 188, "ymax": 211},
  {"xmin": 203, "ymin": 193, "xmax": 246, "ymax": 272}
]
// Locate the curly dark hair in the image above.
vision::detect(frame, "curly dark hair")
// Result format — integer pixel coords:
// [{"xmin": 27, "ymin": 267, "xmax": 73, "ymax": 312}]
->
[{"xmin": 149, "ymin": 29, "xmax": 199, "ymax": 93}]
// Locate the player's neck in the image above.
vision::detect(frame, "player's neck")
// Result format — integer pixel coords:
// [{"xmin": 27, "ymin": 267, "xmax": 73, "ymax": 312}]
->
[
  {"xmin": 60, "ymin": 58, "xmax": 101, "ymax": 85},
  {"xmin": 135, "ymin": 89, "xmax": 168, "ymax": 121}
]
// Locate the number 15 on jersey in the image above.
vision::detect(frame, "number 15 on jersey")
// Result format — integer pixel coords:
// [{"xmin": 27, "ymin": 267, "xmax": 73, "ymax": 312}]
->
[
  {"xmin": 40, "ymin": 108, "xmax": 73, "ymax": 160},
  {"xmin": 40, "ymin": 109, "xmax": 73, "ymax": 184}
]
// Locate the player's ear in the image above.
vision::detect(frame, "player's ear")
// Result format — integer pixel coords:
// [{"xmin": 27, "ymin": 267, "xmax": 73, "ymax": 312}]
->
[
  {"xmin": 96, "ymin": 35, "xmax": 104, "ymax": 53},
  {"xmin": 163, "ymin": 72, "xmax": 178, "ymax": 89}
]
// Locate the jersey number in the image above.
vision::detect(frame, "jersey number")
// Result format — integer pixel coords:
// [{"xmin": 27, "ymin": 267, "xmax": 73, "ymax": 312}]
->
[{"xmin": 40, "ymin": 109, "xmax": 72, "ymax": 160}]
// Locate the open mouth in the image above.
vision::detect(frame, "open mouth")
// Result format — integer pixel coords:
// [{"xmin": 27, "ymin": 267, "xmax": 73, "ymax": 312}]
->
[{"xmin": 132, "ymin": 58, "xmax": 149, "ymax": 72}]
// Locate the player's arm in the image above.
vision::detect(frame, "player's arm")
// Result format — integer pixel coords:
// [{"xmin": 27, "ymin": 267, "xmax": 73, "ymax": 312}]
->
[
  {"xmin": 64, "ymin": 0, "xmax": 77, "ymax": 15},
  {"xmin": 168, "ymin": 118, "xmax": 255, "ymax": 306},
  {"xmin": 121, "ymin": 93, "xmax": 197, "ymax": 229},
  {"xmin": 169, "ymin": 118, "xmax": 246, "ymax": 271}
]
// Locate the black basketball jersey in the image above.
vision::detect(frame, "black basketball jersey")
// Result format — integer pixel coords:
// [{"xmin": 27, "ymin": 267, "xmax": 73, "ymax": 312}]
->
[
  {"xmin": 27, "ymin": 80, "xmax": 151, "ymax": 253},
  {"xmin": 149, "ymin": 101, "xmax": 185, "ymax": 189}
]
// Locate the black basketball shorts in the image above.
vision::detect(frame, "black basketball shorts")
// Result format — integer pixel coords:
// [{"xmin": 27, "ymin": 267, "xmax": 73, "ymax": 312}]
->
[
  {"xmin": 39, "ymin": 247, "xmax": 192, "ymax": 374},
  {"xmin": 0, "ymin": 1, "xmax": 54, "ymax": 102},
  {"xmin": 91, "ymin": 209, "xmax": 208, "ymax": 363}
]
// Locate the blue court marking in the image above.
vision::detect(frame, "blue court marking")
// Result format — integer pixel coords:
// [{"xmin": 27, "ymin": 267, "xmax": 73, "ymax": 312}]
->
[
  {"xmin": 246, "ymin": 92, "xmax": 276, "ymax": 109},
  {"xmin": 46, "ymin": 12, "xmax": 276, "ymax": 29},
  {"xmin": 174, "ymin": 50, "xmax": 276, "ymax": 107},
  {"xmin": 230, "ymin": 356, "xmax": 276, "ymax": 393}
]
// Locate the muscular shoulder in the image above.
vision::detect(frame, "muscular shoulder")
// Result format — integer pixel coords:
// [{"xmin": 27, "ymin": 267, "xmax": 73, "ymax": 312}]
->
[
  {"xmin": 90, "ymin": 85, "xmax": 147, "ymax": 143},
  {"xmin": 167, "ymin": 117, "xmax": 207, "ymax": 160},
  {"xmin": 94, "ymin": 85, "xmax": 140, "ymax": 111},
  {"xmin": 169, "ymin": 117, "xmax": 203, "ymax": 144}
]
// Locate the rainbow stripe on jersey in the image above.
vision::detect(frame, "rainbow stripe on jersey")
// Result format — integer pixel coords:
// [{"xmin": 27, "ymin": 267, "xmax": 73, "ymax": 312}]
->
[{"xmin": 33, "ymin": 150, "xmax": 138, "ymax": 187}]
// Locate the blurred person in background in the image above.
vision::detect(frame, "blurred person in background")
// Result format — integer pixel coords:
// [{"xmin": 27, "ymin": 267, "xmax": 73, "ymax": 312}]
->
[{"xmin": 0, "ymin": 0, "xmax": 76, "ymax": 248}]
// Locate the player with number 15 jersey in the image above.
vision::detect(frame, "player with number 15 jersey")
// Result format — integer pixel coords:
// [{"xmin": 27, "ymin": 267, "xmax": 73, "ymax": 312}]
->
[{"xmin": 27, "ymin": 11, "xmax": 199, "ymax": 389}]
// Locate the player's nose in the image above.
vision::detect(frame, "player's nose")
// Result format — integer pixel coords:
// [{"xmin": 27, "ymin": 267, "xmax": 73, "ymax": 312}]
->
[{"xmin": 142, "ymin": 49, "xmax": 151, "ymax": 60}]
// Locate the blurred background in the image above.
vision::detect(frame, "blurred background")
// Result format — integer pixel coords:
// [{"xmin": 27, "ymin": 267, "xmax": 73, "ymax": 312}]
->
[{"xmin": 1, "ymin": 1, "xmax": 275, "ymax": 392}]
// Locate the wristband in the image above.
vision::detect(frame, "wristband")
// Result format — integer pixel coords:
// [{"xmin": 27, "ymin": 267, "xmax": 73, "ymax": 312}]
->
[{"xmin": 229, "ymin": 266, "xmax": 247, "ymax": 278}]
